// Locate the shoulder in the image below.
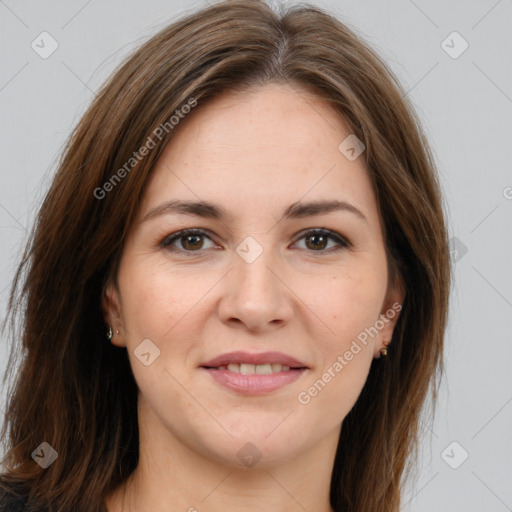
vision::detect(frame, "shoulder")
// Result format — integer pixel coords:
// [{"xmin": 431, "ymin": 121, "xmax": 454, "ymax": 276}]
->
[{"xmin": 0, "ymin": 479, "xmax": 29, "ymax": 511}]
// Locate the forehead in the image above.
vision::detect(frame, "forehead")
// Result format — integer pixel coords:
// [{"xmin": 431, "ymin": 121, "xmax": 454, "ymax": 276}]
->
[{"xmin": 140, "ymin": 83, "xmax": 379, "ymax": 227}]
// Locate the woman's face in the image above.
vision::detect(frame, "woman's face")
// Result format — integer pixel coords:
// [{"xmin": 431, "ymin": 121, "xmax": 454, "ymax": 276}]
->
[{"xmin": 105, "ymin": 83, "xmax": 403, "ymax": 468}]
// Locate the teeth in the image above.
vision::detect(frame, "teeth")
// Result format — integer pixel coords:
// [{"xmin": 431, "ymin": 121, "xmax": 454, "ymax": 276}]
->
[
  {"xmin": 240, "ymin": 363, "xmax": 255, "ymax": 375},
  {"xmin": 256, "ymin": 364, "xmax": 273, "ymax": 375},
  {"xmin": 221, "ymin": 363, "xmax": 292, "ymax": 374}
]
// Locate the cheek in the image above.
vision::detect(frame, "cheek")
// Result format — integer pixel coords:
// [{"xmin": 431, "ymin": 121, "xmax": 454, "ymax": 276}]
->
[
  {"xmin": 118, "ymin": 257, "xmax": 205, "ymax": 340},
  {"xmin": 116, "ymin": 259, "xmax": 204, "ymax": 404},
  {"xmin": 298, "ymin": 260, "xmax": 387, "ymax": 346},
  {"xmin": 292, "ymin": 261, "xmax": 385, "ymax": 413},
  {"xmin": 299, "ymin": 345, "xmax": 373, "ymax": 427}
]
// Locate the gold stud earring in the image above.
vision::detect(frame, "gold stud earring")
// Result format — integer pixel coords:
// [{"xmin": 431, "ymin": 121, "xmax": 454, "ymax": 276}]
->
[{"xmin": 380, "ymin": 341, "xmax": 389, "ymax": 357}]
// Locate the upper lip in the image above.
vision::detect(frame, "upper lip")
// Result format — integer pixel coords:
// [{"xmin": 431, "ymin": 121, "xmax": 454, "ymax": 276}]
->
[{"xmin": 200, "ymin": 351, "xmax": 309, "ymax": 369}]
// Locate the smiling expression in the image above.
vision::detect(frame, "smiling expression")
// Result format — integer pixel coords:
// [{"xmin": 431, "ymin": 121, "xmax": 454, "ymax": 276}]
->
[{"xmin": 104, "ymin": 82, "xmax": 403, "ymax": 468}]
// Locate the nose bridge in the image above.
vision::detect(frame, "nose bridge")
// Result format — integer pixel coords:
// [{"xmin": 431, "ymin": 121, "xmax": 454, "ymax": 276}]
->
[
  {"xmin": 233, "ymin": 234, "xmax": 279, "ymax": 296},
  {"xmin": 219, "ymin": 233, "xmax": 293, "ymax": 329}
]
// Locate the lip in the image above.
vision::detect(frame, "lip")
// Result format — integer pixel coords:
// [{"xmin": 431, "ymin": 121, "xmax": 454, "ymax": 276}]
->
[
  {"xmin": 201, "ymin": 367, "xmax": 307, "ymax": 395},
  {"xmin": 199, "ymin": 351, "xmax": 309, "ymax": 396},
  {"xmin": 200, "ymin": 351, "xmax": 309, "ymax": 369}
]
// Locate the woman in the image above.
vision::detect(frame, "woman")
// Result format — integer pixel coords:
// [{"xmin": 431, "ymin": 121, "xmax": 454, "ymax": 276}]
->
[{"xmin": 0, "ymin": 0, "xmax": 451, "ymax": 511}]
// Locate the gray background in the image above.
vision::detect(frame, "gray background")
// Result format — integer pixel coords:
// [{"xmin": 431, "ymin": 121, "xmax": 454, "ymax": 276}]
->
[{"xmin": 1, "ymin": 0, "xmax": 511, "ymax": 510}]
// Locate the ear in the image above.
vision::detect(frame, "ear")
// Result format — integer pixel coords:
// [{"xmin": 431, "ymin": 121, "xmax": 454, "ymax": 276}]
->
[
  {"xmin": 374, "ymin": 277, "xmax": 405, "ymax": 358},
  {"xmin": 102, "ymin": 281, "xmax": 126, "ymax": 347}
]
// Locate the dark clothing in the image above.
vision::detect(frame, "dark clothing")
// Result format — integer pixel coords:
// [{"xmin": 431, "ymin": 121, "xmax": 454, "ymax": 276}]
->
[
  {"xmin": 0, "ymin": 482, "xmax": 29, "ymax": 511},
  {"xmin": 0, "ymin": 480, "xmax": 109, "ymax": 511}
]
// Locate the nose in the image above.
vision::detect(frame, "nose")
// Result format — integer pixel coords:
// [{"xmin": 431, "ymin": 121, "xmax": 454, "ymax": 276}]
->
[{"xmin": 217, "ymin": 240, "xmax": 294, "ymax": 333}]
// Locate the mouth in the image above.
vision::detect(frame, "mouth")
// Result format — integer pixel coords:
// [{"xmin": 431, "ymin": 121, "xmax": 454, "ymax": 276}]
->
[
  {"xmin": 199, "ymin": 351, "xmax": 309, "ymax": 395},
  {"xmin": 202, "ymin": 362, "xmax": 301, "ymax": 374}
]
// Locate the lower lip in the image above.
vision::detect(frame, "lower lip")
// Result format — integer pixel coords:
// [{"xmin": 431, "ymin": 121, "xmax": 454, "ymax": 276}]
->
[{"xmin": 201, "ymin": 367, "xmax": 307, "ymax": 395}]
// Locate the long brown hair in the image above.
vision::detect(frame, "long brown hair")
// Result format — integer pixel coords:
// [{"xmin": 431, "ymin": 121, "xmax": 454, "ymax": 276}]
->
[{"xmin": 0, "ymin": 1, "xmax": 451, "ymax": 510}]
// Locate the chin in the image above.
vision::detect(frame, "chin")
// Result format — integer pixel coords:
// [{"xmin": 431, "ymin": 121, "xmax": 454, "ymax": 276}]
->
[
  {"xmin": 205, "ymin": 438, "xmax": 307, "ymax": 470},
  {"xmin": 191, "ymin": 421, "xmax": 313, "ymax": 469}
]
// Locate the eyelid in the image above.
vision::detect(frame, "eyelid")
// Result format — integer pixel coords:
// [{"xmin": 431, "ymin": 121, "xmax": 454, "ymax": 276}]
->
[
  {"xmin": 292, "ymin": 227, "xmax": 351, "ymax": 249},
  {"xmin": 160, "ymin": 228, "xmax": 219, "ymax": 252},
  {"xmin": 161, "ymin": 227, "xmax": 351, "ymax": 254}
]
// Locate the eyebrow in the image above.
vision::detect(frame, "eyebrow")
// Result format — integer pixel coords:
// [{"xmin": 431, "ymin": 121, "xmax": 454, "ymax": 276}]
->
[{"xmin": 142, "ymin": 199, "xmax": 368, "ymax": 224}]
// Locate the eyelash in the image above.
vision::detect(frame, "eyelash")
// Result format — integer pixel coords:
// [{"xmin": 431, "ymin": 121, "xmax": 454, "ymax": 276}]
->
[{"xmin": 160, "ymin": 228, "xmax": 350, "ymax": 256}]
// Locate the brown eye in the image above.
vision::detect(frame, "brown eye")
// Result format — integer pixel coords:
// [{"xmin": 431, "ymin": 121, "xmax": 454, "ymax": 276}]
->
[
  {"xmin": 161, "ymin": 228, "xmax": 349, "ymax": 256},
  {"xmin": 180, "ymin": 234, "xmax": 204, "ymax": 250},
  {"xmin": 162, "ymin": 229, "xmax": 216, "ymax": 253},
  {"xmin": 305, "ymin": 233, "xmax": 328, "ymax": 251},
  {"xmin": 294, "ymin": 228, "xmax": 350, "ymax": 254}
]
